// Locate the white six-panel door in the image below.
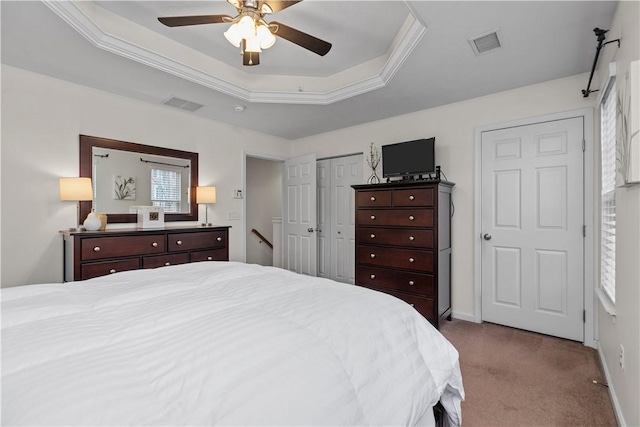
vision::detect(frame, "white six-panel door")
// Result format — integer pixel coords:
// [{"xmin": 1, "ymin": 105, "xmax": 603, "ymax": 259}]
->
[
  {"xmin": 317, "ymin": 154, "xmax": 362, "ymax": 284},
  {"xmin": 283, "ymin": 154, "xmax": 317, "ymax": 276},
  {"xmin": 481, "ymin": 117, "xmax": 584, "ymax": 341}
]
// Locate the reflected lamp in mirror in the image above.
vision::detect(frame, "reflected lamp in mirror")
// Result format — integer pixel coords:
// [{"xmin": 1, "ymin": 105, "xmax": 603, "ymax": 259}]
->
[
  {"xmin": 196, "ymin": 186, "xmax": 216, "ymax": 227},
  {"xmin": 59, "ymin": 177, "xmax": 93, "ymax": 230}
]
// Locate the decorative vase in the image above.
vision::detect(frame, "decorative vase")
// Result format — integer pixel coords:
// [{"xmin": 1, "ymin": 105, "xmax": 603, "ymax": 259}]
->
[
  {"xmin": 366, "ymin": 142, "xmax": 381, "ymax": 185},
  {"xmin": 83, "ymin": 210, "xmax": 103, "ymax": 231}
]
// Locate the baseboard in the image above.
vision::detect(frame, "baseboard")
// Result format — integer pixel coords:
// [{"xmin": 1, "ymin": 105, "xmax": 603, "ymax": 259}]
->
[
  {"xmin": 596, "ymin": 340, "xmax": 627, "ymax": 426},
  {"xmin": 451, "ymin": 311, "xmax": 477, "ymax": 323}
]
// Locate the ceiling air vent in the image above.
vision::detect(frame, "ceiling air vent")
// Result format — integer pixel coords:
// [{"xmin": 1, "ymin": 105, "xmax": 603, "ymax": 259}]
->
[
  {"xmin": 162, "ymin": 96, "xmax": 204, "ymax": 112},
  {"xmin": 468, "ymin": 29, "xmax": 503, "ymax": 56}
]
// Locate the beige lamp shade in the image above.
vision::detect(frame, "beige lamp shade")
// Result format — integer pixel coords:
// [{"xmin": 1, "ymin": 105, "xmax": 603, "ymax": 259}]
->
[
  {"xmin": 59, "ymin": 177, "xmax": 93, "ymax": 201},
  {"xmin": 196, "ymin": 186, "xmax": 217, "ymax": 204}
]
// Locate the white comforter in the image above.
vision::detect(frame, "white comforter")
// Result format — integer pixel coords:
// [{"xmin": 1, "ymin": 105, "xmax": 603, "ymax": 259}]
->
[{"xmin": 2, "ymin": 262, "xmax": 464, "ymax": 426}]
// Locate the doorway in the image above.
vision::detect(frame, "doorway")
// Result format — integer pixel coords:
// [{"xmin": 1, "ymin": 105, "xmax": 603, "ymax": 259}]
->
[{"xmin": 245, "ymin": 155, "xmax": 283, "ymax": 266}]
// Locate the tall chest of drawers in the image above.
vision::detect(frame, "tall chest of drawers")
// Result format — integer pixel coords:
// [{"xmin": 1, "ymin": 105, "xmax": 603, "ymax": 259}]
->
[
  {"xmin": 62, "ymin": 226, "xmax": 230, "ymax": 282},
  {"xmin": 352, "ymin": 180, "xmax": 454, "ymax": 328}
]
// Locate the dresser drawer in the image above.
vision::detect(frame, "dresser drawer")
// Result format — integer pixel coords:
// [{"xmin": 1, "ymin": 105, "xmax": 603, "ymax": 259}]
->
[
  {"xmin": 392, "ymin": 188, "xmax": 434, "ymax": 207},
  {"xmin": 356, "ymin": 209, "xmax": 433, "ymax": 227},
  {"xmin": 357, "ymin": 265, "xmax": 434, "ymax": 296},
  {"xmin": 81, "ymin": 235, "xmax": 166, "ymax": 261},
  {"xmin": 190, "ymin": 248, "xmax": 228, "ymax": 262},
  {"xmin": 142, "ymin": 253, "xmax": 189, "ymax": 269},
  {"xmin": 358, "ymin": 227, "xmax": 434, "ymax": 248},
  {"xmin": 357, "ymin": 246, "xmax": 434, "ymax": 272},
  {"xmin": 168, "ymin": 231, "xmax": 226, "ymax": 252},
  {"xmin": 355, "ymin": 190, "xmax": 391, "ymax": 207},
  {"xmin": 382, "ymin": 289, "xmax": 435, "ymax": 322},
  {"xmin": 81, "ymin": 258, "xmax": 140, "ymax": 280}
]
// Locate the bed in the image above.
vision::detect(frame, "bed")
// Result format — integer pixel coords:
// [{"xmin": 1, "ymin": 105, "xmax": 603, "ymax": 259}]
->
[{"xmin": 1, "ymin": 261, "xmax": 464, "ymax": 426}]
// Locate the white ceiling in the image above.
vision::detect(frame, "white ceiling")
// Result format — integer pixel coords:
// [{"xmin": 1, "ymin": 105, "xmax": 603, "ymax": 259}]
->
[{"xmin": 1, "ymin": 1, "xmax": 618, "ymax": 140}]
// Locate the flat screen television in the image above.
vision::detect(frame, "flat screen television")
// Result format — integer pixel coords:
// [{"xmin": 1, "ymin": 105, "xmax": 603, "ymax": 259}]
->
[{"xmin": 381, "ymin": 138, "xmax": 435, "ymax": 178}]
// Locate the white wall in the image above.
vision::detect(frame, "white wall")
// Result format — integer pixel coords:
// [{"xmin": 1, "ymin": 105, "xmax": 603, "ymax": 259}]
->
[
  {"xmin": 246, "ymin": 156, "xmax": 282, "ymax": 266},
  {"xmin": 1, "ymin": 64, "xmax": 291, "ymax": 288},
  {"xmin": 291, "ymin": 72, "xmax": 595, "ymax": 319},
  {"xmin": 594, "ymin": 1, "xmax": 640, "ymax": 425}
]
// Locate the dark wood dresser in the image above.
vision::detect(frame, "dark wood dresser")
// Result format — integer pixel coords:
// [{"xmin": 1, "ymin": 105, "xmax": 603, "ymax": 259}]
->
[
  {"xmin": 62, "ymin": 226, "xmax": 230, "ymax": 282},
  {"xmin": 352, "ymin": 180, "xmax": 454, "ymax": 328}
]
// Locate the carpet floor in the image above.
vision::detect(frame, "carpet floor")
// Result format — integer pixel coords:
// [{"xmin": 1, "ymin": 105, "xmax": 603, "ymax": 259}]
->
[{"xmin": 439, "ymin": 319, "xmax": 617, "ymax": 426}]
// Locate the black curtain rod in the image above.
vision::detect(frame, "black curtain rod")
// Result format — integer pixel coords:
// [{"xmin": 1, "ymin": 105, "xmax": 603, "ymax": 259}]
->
[
  {"xmin": 140, "ymin": 157, "xmax": 190, "ymax": 168},
  {"xmin": 582, "ymin": 27, "xmax": 620, "ymax": 98}
]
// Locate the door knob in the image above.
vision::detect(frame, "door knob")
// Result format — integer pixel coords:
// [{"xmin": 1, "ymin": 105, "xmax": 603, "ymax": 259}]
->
[
  {"xmin": 307, "ymin": 228, "xmax": 315, "ymax": 233},
  {"xmin": 483, "ymin": 233, "xmax": 492, "ymax": 241}
]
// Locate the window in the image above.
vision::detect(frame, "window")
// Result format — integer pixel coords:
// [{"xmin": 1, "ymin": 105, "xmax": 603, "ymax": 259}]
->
[
  {"xmin": 600, "ymin": 75, "xmax": 616, "ymax": 304},
  {"xmin": 151, "ymin": 168, "xmax": 182, "ymax": 213}
]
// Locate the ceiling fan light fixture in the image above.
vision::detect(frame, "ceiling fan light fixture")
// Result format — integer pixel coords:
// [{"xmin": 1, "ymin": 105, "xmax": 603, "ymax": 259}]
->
[
  {"xmin": 224, "ymin": 24, "xmax": 243, "ymax": 47},
  {"xmin": 237, "ymin": 15, "xmax": 256, "ymax": 39},
  {"xmin": 256, "ymin": 24, "xmax": 276, "ymax": 49},
  {"xmin": 245, "ymin": 36, "xmax": 262, "ymax": 53}
]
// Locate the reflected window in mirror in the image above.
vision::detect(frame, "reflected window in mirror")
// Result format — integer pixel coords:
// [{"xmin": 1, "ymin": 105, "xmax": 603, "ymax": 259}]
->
[{"xmin": 151, "ymin": 167, "xmax": 183, "ymax": 213}]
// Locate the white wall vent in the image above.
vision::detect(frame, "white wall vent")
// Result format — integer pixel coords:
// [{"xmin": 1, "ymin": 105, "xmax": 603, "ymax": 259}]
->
[
  {"xmin": 162, "ymin": 96, "xmax": 204, "ymax": 112},
  {"xmin": 468, "ymin": 29, "xmax": 503, "ymax": 56}
]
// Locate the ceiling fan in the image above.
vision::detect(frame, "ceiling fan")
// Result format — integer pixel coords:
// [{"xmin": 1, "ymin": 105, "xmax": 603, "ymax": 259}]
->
[{"xmin": 158, "ymin": 0, "xmax": 332, "ymax": 66}]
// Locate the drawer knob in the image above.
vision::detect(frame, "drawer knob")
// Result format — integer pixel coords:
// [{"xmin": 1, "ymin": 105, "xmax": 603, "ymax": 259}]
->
[
  {"xmin": 370, "ymin": 215, "xmax": 376, "ymax": 220},
  {"xmin": 409, "ymin": 236, "xmax": 415, "ymax": 241},
  {"xmin": 370, "ymin": 253, "xmax": 376, "ymax": 258},
  {"xmin": 409, "ymin": 215, "xmax": 415, "ymax": 221},
  {"xmin": 207, "ymin": 256, "xmax": 213, "ymax": 261},
  {"xmin": 409, "ymin": 257, "xmax": 415, "ymax": 263},
  {"xmin": 370, "ymin": 196, "xmax": 376, "ymax": 201},
  {"xmin": 409, "ymin": 280, "xmax": 415, "ymax": 286},
  {"xmin": 176, "ymin": 240, "xmax": 183, "ymax": 245},
  {"xmin": 370, "ymin": 274, "xmax": 376, "ymax": 279},
  {"xmin": 152, "ymin": 242, "xmax": 158, "ymax": 247},
  {"xmin": 109, "ymin": 269, "xmax": 116, "ymax": 274},
  {"xmin": 217, "ymin": 237, "xmax": 222, "ymax": 242},
  {"xmin": 370, "ymin": 234, "xmax": 376, "ymax": 239},
  {"xmin": 409, "ymin": 195, "xmax": 415, "ymax": 201},
  {"xmin": 93, "ymin": 246, "xmax": 101, "ymax": 252},
  {"xmin": 164, "ymin": 262, "xmax": 171, "ymax": 266}
]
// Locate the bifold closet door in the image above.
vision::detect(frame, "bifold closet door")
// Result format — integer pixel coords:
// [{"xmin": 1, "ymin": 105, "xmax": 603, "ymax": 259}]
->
[{"xmin": 317, "ymin": 154, "xmax": 363, "ymax": 284}]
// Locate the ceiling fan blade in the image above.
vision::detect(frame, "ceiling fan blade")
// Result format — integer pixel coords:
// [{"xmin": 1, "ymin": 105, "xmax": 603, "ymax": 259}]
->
[
  {"xmin": 243, "ymin": 51, "xmax": 260, "ymax": 66},
  {"xmin": 261, "ymin": 1, "xmax": 301, "ymax": 13},
  {"xmin": 158, "ymin": 15, "xmax": 233, "ymax": 27},
  {"xmin": 270, "ymin": 21, "xmax": 331, "ymax": 56}
]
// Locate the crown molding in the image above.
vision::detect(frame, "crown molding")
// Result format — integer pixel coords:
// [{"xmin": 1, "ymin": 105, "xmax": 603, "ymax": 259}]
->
[{"xmin": 43, "ymin": 1, "xmax": 426, "ymax": 105}]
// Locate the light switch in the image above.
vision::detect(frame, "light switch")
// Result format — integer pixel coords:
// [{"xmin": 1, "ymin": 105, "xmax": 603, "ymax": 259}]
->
[{"xmin": 227, "ymin": 211, "xmax": 241, "ymax": 220}]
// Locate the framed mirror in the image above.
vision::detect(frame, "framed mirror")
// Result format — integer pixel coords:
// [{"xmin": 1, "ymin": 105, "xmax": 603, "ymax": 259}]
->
[{"xmin": 79, "ymin": 135, "xmax": 198, "ymax": 224}]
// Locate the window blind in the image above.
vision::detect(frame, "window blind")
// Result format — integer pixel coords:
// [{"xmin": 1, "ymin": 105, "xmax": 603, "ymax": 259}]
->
[
  {"xmin": 600, "ymin": 79, "xmax": 616, "ymax": 303},
  {"xmin": 151, "ymin": 168, "xmax": 182, "ymax": 213}
]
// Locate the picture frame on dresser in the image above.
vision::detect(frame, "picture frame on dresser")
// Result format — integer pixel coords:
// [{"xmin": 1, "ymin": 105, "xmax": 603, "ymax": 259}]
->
[{"xmin": 352, "ymin": 179, "xmax": 454, "ymax": 329}]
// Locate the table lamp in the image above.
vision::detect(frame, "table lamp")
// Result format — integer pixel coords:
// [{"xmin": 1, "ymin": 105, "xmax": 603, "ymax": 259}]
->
[
  {"xmin": 60, "ymin": 177, "xmax": 93, "ymax": 230},
  {"xmin": 196, "ymin": 186, "xmax": 216, "ymax": 227}
]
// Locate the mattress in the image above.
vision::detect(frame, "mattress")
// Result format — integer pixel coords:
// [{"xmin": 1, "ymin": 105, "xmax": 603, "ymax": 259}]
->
[{"xmin": 1, "ymin": 261, "xmax": 464, "ymax": 426}]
